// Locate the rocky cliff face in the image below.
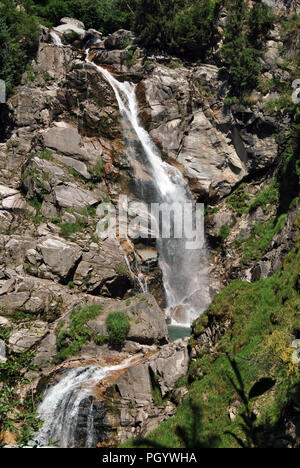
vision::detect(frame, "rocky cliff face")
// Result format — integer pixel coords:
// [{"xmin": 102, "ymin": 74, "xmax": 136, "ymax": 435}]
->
[
  {"xmin": 264, "ymin": 0, "xmax": 300, "ymax": 11},
  {"xmin": 0, "ymin": 11, "xmax": 299, "ymax": 447}
]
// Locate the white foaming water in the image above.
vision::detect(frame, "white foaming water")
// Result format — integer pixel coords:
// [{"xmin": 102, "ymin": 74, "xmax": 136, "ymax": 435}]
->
[
  {"xmin": 86, "ymin": 55, "xmax": 211, "ymax": 326},
  {"xmin": 50, "ymin": 31, "xmax": 63, "ymax": 46},
  {"xmin": 36, "ymin": 359, "xmax": 135, "ymax": 448}
]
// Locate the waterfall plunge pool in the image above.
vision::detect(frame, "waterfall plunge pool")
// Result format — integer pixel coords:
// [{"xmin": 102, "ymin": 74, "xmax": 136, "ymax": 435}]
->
[{"xmin": 168, "ymin": 325, "xmax": 191, "ymax": 342}]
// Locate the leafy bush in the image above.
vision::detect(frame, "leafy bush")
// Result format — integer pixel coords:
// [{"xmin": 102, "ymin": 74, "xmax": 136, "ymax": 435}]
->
[
  {"xmin": 247, "ymin": 2, "xmax": 275, "ymax": 47},
  {"xmin": 134, "ymin": 0, "xmax": 220, "ymax": 60},
  {"xmin": 106, "ymin": 310, "xmax": 130, "ymax": 346}
]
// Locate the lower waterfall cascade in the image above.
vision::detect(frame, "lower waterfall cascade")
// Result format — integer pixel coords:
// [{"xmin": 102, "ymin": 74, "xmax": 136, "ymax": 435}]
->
[{"xmin": 35, "ymin": 358, "xmax": 137, "ymax": 448}]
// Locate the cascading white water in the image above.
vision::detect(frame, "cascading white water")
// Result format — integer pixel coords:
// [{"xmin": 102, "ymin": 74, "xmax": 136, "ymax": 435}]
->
[
  {"xmin": 35, "ymin": 359, "xmax": 135, "ymax": 448},
  {"xmin": 49, "ymin": 36, "xmax": 211, "ymax": 326},
  {"xmin": 86, "ymin": 56, "xmax": 210, "ymax": 327},
  {"xmin": 50, "ymin": 31, "xmax": 63, "ymax": 46},
  {"xmin": 43, "ymin": 33, "xmax": 211, "ymax": 450}
]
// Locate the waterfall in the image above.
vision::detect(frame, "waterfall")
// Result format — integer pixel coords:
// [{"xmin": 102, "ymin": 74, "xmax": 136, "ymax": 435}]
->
[
  {"xmin": 35, "ymin": 359, "xmax": 135, "ymax": 448},
  {"xmin": 87, "ymin": 56, "xmax": 211, "ymax": 327},
  {"xmin": 50, "ymin": 31, "xmax": 63, "ymax": 46}
]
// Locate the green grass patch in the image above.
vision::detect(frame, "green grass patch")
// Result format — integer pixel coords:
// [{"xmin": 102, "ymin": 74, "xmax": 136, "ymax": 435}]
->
[
  {"xmin": 236, "ymin": 214, "xmax": 287, "ymax": 263},
  {"xmin": 59, "ymin": 220, "xmax": 87, "ymax": 239},
  {"xmin": 39, "ymin": 149, "xmax": 53, "ymax": 161},
  {"xmin": 247, "ymin": 181, "xmax": 279, "ymax": 214},
  {"xmin": 226, "ymin": 183, "xmax": 250, "ymax": 216},
  {"xmin": 56, "ymin": 304, "xmax": 105, "ymax": 361}
]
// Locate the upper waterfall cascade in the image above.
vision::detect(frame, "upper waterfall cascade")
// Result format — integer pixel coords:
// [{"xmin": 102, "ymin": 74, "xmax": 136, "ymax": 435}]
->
[{"xmin": 85, "ymin": 53, "xmax": 211, "ymax": 327}]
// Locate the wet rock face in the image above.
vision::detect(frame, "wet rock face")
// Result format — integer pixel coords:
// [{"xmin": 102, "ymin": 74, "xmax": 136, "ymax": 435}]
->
[
  {"xmin": 101, "ymin": 338, "xmax": 190, "ymax": 444},
  {"xmin": 75, "ymin": 398, "xmax": 108, "ymax": 448},
  {"xmin": 136, "ymin": 64, "xmax": 283, "ymax": 202}
]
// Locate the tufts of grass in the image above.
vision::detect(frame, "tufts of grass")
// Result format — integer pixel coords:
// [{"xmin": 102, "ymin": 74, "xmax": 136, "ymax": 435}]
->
[
  {"xmin": 236, "ymin": 214, "xmax": 287, "ymax": 263},
  {"xmin": 90, "ymin": 160, "xmax": 104, "ymax": 181},
  {"xmin": 39, "ymin": 149, "xmax": 53, "ymax": 161},
  {"xmin": 247, "ymin": 181, "xmax": 279, "ymax": 214},
  {"xmin": 56, "ymin": 304, "xmax": 105, "ymax": 362},
  {"xmin": 226, "ymin": 183, "xmax": 250, "ymax": 216}
]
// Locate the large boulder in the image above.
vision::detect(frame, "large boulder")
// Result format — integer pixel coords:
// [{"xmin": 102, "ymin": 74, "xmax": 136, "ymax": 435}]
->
[
  {"xmin": 0, "ymin": 185, "xmax": 29, "ymax": 212},
  {"xmin": 9, "ymin": 321, "xmax": 49, "ymax": 353},
  {"xmin": 42, "ymin": 124, "xmax": 86, "ymax": 158},
  {"xmin": 73, "ymin": 239, "xmax": 132, "ymax": 297},
  {"xmin": 54, "ymin": 183, "xmax": 102, "ymax": 210},
  {"xmin": 263, "ymin": 0, "xmax": 300, "ymax": 12},
  {"xmin": 116, "ymin": 338, "xmax": 189, "ymax": 401},
  {"xmin": 100, "ymin": 338, "xmax": 189, "ymax": 443},
  {"xmin": 104, "ymin": 30, "xmax": 139, "ymax": 50},
  {"xmin": 87, "ymin": 293, "xmax": 168, "ymax": 345},
  {"xmin": 53, "ymin": 23, "xmax": 86, "ymax": 41},
  {"xmin": 60, "ymin": 18, "xmax": 85, "ymax": 29},
  {"xmin": 36, "ymin": 237, "xmax": 82, "ymax": 281},
  {"xmin": 148, "ymin": 338, "xmax": 190, "ymax": 396}
]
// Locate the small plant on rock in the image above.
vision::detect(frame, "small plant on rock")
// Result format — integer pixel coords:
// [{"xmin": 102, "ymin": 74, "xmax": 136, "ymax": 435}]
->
[{"xmin": 106, "ymin": 310, "xmax": 130, "ymax": 346}]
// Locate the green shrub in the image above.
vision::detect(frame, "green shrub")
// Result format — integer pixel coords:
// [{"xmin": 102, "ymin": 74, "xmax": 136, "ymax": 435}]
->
[
  {"xmin": 214, "ymin": 224, "xmax": 230, "ymax": 245},
  {"xmin": 106, "ymin": 310, "xmax": 130, "ymax": 346},
  {"xmin": 64, "ymin": 31, "xmax": 80, "ymax": 43},
  {"xmin": 59, "ymin": 220, "xmax": 86, "ymax": 238},
  {"xmin": 0, "ymin": 344, "xmax": 40, "ymax": 446},
  {"xmin": 126, "ymin": 49, "xmax": 137, "ymax": 67},
  {"xmin": 247, "ymin": 2, "xmax": 275, "ymax": 46},
  {"xmin": 135, "ymin": 0, "xmax": 220, "ymax": 61},
  {"xmin": 31, "ymin": 0, "xmax": 137, "ymax": 35}
]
